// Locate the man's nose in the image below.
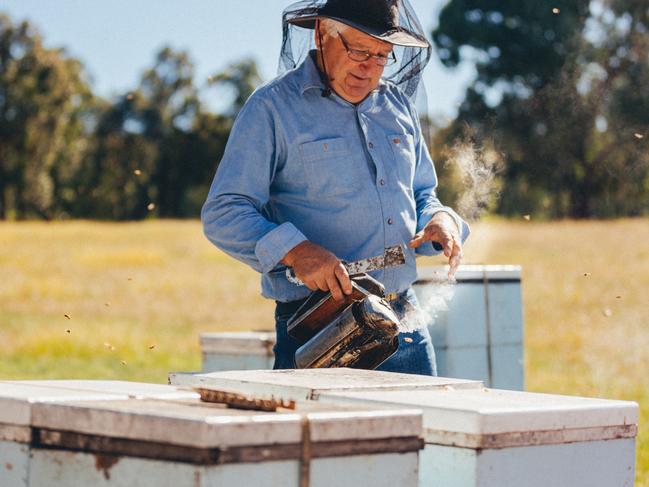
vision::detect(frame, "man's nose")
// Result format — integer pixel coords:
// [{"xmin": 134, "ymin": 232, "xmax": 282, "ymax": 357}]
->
[
  {"xmin": 357, "ymin": 60, "xmax": 370, "ymax": 72},
  {"xmin": 357, "ymin": 61, "xmax": 379, "ymax": 74}
]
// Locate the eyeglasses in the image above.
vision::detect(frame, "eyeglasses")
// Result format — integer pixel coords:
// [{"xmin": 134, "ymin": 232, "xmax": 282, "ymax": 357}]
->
[{"xmin": 338, "ymin": 32, "xmax": 397, "ymax": 66}]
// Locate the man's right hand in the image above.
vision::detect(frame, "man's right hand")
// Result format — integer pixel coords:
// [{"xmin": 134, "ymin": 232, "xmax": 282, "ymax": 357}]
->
[{"xmin": 281, "ymin": 241, "xmax": 352, "ymax": 302}]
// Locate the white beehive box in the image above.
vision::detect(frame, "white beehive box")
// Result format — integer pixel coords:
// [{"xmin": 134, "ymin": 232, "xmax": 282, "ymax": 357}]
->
[
  {"xmin": 0, "ymin": 380, "xmax": 199, "ymax": 486},
  {"xmin": 415, "ymin": 265, "xmax": 524, "ymax": 389},
  {"xmin": 0, "ymin": 380, "xmax": 424, "ymax": 487},
  {"xmin": 320, "ymin": 387, "xmax": 638, "ymax": 487},
  {"xmin": 200, "ymin": 331, "xmax": 275, "ymax": 371},
  {"xmin": 170, "ymin": 369, "xmax": 638, "ymax": 487}
]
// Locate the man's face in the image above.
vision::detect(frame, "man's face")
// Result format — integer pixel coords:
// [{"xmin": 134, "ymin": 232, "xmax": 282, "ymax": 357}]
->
[{"xmin": 317, "ymin": 23, "xmax": 393, "ymax": 104}]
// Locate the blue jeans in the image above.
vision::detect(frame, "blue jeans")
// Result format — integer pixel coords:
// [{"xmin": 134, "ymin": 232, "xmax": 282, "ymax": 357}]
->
[{"xmin": 273, "ymin": 288, "xmax": 437, "ymax": 376}]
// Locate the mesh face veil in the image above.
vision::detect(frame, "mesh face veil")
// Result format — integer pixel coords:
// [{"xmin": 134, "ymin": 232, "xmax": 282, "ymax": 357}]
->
[{"xmin": 279, "ymin": 0, "xmax": 432, "ymax": 102}]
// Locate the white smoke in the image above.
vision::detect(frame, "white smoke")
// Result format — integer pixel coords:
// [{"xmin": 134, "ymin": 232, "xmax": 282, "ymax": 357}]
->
[
  {"xmin": 445, "ymin": 131, "xmax": 504, "ymax": 221},
  {"xmin": 399, "ymin": 270, "xmax": 456, "ymax": 333}
]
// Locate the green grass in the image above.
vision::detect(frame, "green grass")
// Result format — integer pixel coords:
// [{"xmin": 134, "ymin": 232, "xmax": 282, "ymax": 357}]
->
[{"xmin": 1, "ymin": 219, "xmax": 648, "ymax": 485}]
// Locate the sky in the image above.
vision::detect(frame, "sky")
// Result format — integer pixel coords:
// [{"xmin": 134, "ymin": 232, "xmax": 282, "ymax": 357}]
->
[{"xmin": 1, "ymin": 0, "xmax": 476, "ymax": 121}]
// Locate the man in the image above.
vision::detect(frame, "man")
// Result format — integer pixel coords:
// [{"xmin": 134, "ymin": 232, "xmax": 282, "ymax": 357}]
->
[{"xmin": 202, "ymin": 0, "xmax": 470, "ymax": 375}]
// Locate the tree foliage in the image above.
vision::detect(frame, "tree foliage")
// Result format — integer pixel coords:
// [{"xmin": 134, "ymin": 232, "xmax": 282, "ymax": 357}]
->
[
  {"xmin": 433, "ymin": 0, "xmax": 649, "ymax": 218},
  {"xmin": 207, "ymin": 58, "xmax": 262, "ymax": 117},
  {"xmin": 0, "ymin": 14, "xmax": 94, "ymax": 219},
  {"xmin": 0, "ymin": 13, "xmax": 260, "ymax": 220}
]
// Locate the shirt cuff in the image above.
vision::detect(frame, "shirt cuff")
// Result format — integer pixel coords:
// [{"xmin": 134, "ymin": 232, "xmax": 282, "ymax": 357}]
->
[
  {"xmin": 415, "ymin": 208, "xmax": 470, "ymax": 256},
  {"xmin": 255, "ymin": 222, "xmax": 308, "ymax": 274}
]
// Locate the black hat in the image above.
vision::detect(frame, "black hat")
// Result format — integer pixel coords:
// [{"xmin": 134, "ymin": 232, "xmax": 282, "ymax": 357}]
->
[{"xmin": 286, "ymin": 0, "xmax": 430, "ymax": 49}]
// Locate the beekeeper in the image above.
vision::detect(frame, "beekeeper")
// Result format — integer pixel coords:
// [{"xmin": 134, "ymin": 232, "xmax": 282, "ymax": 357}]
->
[{"xmin": 202, "ymin": 0, "xmax": 470, "ymax": 374}]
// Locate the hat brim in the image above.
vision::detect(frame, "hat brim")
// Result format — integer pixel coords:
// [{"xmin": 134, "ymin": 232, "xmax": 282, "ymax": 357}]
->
[{"xmin": 288, "ymin": 15, "xmax": 430, "ymax": 49}]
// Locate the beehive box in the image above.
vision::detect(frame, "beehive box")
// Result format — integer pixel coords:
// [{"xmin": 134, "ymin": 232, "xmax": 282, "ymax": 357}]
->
[
  {"xmin": 415, "ymin": 265, "xmax": 524, "ymax": 389},
  {"xmin": 0, "ymin": 380, "xmax": 424, "ymax": 487},
  {"xmin": 200, "ymin": 331, "xmax": 275, "ymax": 372},
  {"xmin": 171, "ymin": 369, "xmax": 638, "ymax": 487},
  {"xmin": 0, "ymin": 381, "xmax": 199, "ymax": 486},
  {"xmin": 321, "ymin": 387, "xmax": 637, "ymax": 487}
]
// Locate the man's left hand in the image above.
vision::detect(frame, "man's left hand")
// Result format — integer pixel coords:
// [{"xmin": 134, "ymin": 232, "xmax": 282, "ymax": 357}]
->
[{"xmin": 408, "ymin": 212, "xmax": 463, "ymax": 278}]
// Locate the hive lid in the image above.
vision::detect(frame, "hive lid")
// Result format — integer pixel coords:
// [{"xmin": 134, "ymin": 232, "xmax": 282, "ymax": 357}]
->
[
  {"xmin": 416, "ymin": 265, "xmax": 521, "ymax": 283},
  {"xmin": 0, "ymin": 380, "xmax": 199, "ymax": 427},
  {"xmin": 319, "ymin": 387, "xmax": 639, "ymax": 448},
  {"xmin": 168, "ymin": 369, "xmax": 483, "ymax": 401},
  {"xmin": 0, "ymin": 382, "xmax": 130, "ymax": 426},
  {"xmin": 200, "ymin": 332, "xmax": 275, "ymax": 354},
  {"xmin": 2, "ymin": 380, "xmax": 200, "ymax": 401},
  {"xmin": 30, "ymin": 396, "xmax": 422, "ymax": 453}
]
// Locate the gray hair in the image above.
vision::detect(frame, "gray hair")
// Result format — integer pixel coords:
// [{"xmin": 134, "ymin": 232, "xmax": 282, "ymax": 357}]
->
[{"xmin": 319, "ymin": 18, "xmax": 349, "ymax": 39}]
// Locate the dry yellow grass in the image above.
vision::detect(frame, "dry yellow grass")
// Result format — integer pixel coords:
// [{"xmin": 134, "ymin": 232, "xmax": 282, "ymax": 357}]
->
[
  {"xmin": 1, "ymin": 219, "xmax": 647, "ymax": 484},
  {"xmin": 0, "ymin": 220, "xmax": 273, "ymax": 383}
]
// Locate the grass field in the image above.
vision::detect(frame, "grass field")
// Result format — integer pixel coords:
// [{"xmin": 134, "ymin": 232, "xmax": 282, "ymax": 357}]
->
[{"xmin": 1, "ymin": 219, "xmax": 648, "ymax": 485}]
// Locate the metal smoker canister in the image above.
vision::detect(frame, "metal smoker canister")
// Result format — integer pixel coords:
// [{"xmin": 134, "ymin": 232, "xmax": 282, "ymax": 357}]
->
[{"xmin": 294, "ymin": 294, "xmax": 400, "ymax": 370}]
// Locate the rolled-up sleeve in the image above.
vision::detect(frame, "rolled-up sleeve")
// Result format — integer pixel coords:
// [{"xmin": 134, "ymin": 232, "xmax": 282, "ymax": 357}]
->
[
  {"xmin": 201, "ymin": 95, "xmax": 307, "ymax": 273},
  {"xmin": 410, "ymin": 110, "xmax": 470, "ymax": 256}
]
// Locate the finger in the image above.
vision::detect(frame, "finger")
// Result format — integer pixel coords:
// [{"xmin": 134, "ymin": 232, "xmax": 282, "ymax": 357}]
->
[
  {"xmin": 313, "ymin": 276, "xmax": 329, "ymax": 292},
  {"xmin": 448, "ymin": 257, "xmax": 460, "ymax": 279},
  {"xmin": 449, "ymin": 246, "xmax": 462, "ymax": 268},
  {"xmin": 303, "ymin": 278, "xmax": 319, "ymax": 292},
  {"xmin": 326, "ymin": 273, "xmax": 344, "ymax": 302},
  {"xmin": 334, "ymin": 264, "xmax": 353, "ymax": 295},
  {"xmin": 448, "ymin": 240, "xmax": 462, "ymax": 279},
  {"xmin": 448, "ymin": 257, "xmax": 461, "ymax": 281},
  {"xmin": 408, "ymin": 231, "xmax": 426, "ymax": 248}
]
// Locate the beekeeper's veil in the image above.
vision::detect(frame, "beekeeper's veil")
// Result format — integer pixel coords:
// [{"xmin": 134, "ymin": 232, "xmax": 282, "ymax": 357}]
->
[{"xmin": 279, "ymin": 0, "xmax": 432, "ymax": 102}]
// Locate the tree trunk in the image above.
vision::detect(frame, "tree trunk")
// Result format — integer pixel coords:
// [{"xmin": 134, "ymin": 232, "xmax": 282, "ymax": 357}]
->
[
  {"xmin": 570, "ymin": 139, "xmax": 593, "ymax": 219},
  {"xmin": 0, "ymin": 181, "xmax": 5, "ymax": 220}
]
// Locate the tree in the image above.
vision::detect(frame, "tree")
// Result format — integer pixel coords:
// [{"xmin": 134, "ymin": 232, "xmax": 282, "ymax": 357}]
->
[
  {"xmin": 207, "ymin": 58, "xmax": 262, "ymax": 117},
  {"xmin": 433, "ymin": 0, "xmax": 649, "ymax": 218},
  {"xmin": 81, "ymin": 48, "xmax": 253, "ymax": 219},
  {"xmin": 0, "ymin": 14, "xmax": 93, "ymax": 219},
  {"xmin": 1, "ymin": 11, "xmax": 264, "ymax": 221},
  {"xmin": 81, "ymin": 47, "xmax": 207, "ymax": 220},
  {"xmin": 74, "ymin": 91, "xmax": 159, "ymax": 220},
  {"xmin": 136, "ymin": 47, "xmax": 199, "ymax": 217}
]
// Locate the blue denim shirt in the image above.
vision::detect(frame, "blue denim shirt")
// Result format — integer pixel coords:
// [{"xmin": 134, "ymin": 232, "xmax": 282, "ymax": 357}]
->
[{"xmin": 202, "ymin": 52, "xmax": 470, "ymax": 302}]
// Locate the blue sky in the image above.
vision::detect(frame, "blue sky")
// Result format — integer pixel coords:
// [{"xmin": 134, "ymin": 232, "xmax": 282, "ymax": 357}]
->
[{"xmin": 1, "ymin": 0, "xmax": 476, "ymax": 120}]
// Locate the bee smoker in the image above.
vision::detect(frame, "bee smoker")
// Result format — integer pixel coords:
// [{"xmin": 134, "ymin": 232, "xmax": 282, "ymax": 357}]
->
[{"xmin": 286, "ymin": 274, "xmax": 401, "ymax": 370}]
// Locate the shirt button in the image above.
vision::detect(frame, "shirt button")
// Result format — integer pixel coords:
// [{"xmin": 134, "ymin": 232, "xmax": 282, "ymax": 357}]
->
[
  {"xmin": 379, "ymin": 179, "xmax": 386, "ymax": 186},
  {"xmin": 387, "ymin": 218, "xmax": 393, "ymax": 225},
  {"xmin": 368, "ymin": 142, "xmax": 374, "ymax": 149}
]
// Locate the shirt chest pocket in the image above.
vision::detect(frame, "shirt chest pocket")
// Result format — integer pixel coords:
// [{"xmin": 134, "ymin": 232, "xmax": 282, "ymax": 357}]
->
[
  {"xmin": 299, "ymin": 138, "xmax": 365, "ymax": 198},
  {"xmin": 387, "ymin": 133, "xmax": 416, "ymax": 192}
]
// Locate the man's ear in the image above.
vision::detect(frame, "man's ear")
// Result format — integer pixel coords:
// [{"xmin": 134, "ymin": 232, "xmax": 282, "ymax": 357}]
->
[{"xmin": 314, "ymin": 19, "xmax": 322, "ymax": 49}]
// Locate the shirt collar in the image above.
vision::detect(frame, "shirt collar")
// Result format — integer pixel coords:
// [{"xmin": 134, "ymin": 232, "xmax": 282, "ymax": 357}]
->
[{"xmin": 298, "ymin": 51, "xmax": 327, "ymax": 95}]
